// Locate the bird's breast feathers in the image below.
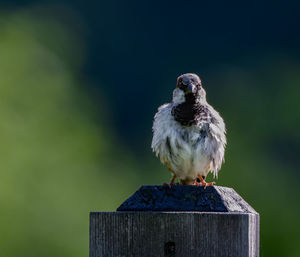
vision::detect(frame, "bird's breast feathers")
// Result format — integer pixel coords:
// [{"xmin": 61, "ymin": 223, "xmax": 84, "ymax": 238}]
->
[{"xmin": 151, "ymin": 102, "xmax": 226, "ymax": 179}]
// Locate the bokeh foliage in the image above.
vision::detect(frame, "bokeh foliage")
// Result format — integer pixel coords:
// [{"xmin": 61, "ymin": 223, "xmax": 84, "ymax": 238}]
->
[
  {"xmin": 0, "ymin": 5, "xmax": 299, "ymax": 257},
  {"xmin": 0, "ymin": 10, "xmax": 142, "ymax": 257}
]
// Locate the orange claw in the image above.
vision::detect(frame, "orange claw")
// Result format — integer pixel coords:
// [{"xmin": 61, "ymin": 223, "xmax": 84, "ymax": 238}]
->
[
  {"xmin": 197, "ymin": 175, "xmax": 215, "ymax": 189},
  {"xmin": 193, "ymin": 181, "xmax": 200, "ymax": 186}
]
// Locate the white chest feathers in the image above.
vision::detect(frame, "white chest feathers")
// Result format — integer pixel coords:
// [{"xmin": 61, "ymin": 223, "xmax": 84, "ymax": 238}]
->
[{"xmin": 151, "ymin": 103, "xmax": 226, "ymax": 181}]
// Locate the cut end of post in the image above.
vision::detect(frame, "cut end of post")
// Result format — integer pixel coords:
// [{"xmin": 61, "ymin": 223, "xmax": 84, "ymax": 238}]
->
[
  {"xmin": 117, "ymin": 185, "xmax": 257, "ymax": 213},
  {"xmin": 91, "ymin": 185, "xmax": 260, "ymax": 257}
]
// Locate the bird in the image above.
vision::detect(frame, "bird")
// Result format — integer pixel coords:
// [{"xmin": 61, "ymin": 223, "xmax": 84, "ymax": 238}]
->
[{"xmin": 151, "ymin": 73, "xmax": 226, "ymax": 187}]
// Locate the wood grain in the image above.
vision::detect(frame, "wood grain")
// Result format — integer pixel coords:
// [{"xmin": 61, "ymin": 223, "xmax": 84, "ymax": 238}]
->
[{"xmin": 90, "ymin": 186, "xmax": 259, "ymax": 257}]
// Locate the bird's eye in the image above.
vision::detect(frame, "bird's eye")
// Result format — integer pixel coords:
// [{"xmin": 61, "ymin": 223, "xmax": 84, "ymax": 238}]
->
[{"xmin": 179, "ymin": 83, "xmax": 185, "ymax": 90}]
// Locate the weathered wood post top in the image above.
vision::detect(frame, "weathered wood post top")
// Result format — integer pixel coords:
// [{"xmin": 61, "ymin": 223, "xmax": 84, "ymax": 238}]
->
[{"xmin": 90, "ymin": 185, "xmax": 259, "ymax": 257}]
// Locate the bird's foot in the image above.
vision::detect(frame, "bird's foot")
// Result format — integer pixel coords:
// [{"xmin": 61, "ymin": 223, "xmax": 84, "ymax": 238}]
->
[
  {"xmin": 163, "ymin": 182, "xmax": 172, "ymax": 188},
  {"xmin": 197, "ymin": 175, "xmax": 215, "ymax": 189},
  {"xmin": 193, "ymin": 181, "xmax": 200, "ymax": 186},
  {"xmin": 163, "ymin": 175, "xmax": 177, "ymax": 188},
  {"xmin": 193, "ymin": 180, "xmax": 215, "ymax": 188},
  {"xmin": 201, "ymin": 181, "xmax": 215, "ymax": 189},
  {"xmin": 163, "ymin": 182, "xmax": 178, "ymax": 188}
]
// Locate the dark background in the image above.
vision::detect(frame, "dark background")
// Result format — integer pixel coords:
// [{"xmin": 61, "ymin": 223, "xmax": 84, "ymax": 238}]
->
[{"xmin": 0, "ymin": 1, "xmax": 299, "ymax": 257}]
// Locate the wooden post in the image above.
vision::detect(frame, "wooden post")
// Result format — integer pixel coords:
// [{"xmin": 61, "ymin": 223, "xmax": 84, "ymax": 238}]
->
[{"xmin": 90, "ymin": 185, "xmax": 259, "ymax": 257}]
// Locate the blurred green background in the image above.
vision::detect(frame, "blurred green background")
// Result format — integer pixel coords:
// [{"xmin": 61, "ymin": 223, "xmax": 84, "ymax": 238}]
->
[{"xmin": 0, "ymin": 1, "xmax": 299, "ymax": 257}]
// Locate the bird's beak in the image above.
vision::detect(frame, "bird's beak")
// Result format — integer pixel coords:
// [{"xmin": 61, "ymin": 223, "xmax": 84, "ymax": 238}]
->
[{"xmin": 186, "ymin": 83, "xmax": 197, "ymax": 94}]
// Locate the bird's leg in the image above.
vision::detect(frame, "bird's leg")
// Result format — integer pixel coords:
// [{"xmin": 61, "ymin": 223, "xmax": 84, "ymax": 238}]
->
[
  {"xmin": 169, "ymin": 175, "xmax": 176, "ymax": 185},
  {"xmin": 197, "ymin": 174, "xmax": 215, "ymax": 189},
  {"xmin": 163, "ymin": 164, "xmax": 177, "ymax": 187},
  {"xmin": 163, "ymin": 174, "xmax": 177, "ymax": 187}
]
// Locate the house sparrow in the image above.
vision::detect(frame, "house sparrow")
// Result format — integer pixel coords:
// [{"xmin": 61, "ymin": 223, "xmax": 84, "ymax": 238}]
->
[{"xmin": 151, "ymin": 73, "xmax": 226, "ymax": 187}]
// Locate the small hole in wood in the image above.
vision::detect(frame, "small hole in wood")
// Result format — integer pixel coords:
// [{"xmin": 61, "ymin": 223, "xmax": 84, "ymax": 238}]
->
[{"xmin": 164, "ymin": 242, "xmax": 175, "ymax": 257}]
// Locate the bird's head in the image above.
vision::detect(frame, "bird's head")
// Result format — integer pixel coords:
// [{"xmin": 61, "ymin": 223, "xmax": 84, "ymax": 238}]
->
[{"xmin": 173, "ymin": 73, "xmax": 206, "ymax": 104}]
